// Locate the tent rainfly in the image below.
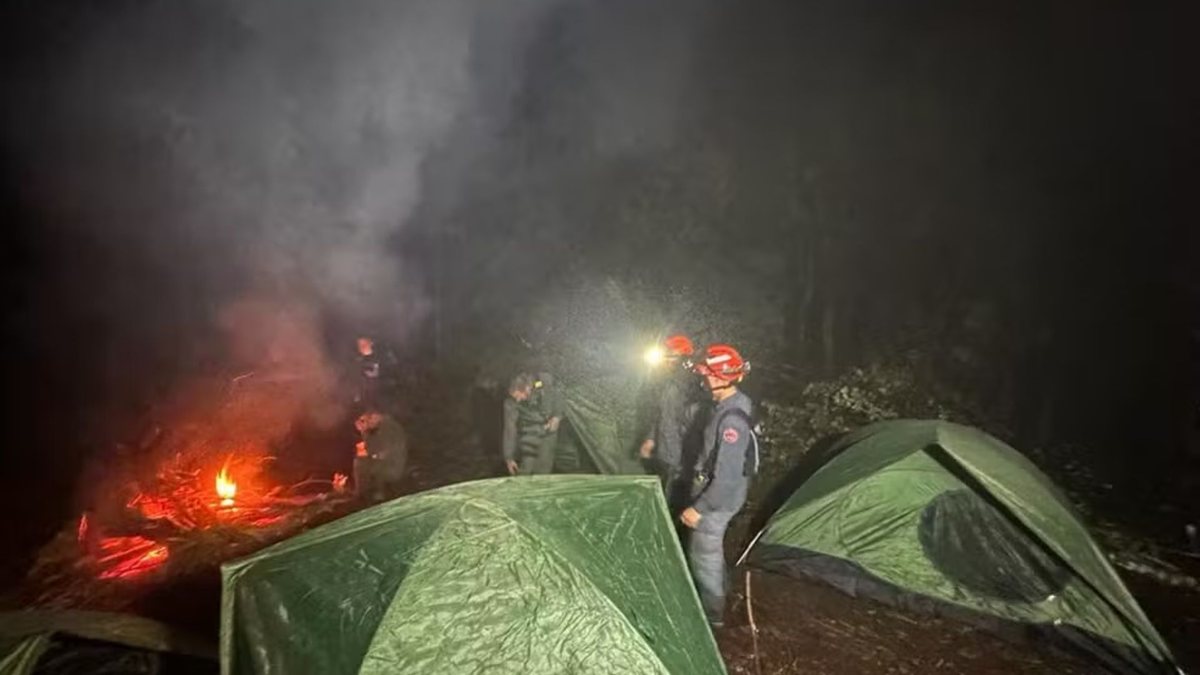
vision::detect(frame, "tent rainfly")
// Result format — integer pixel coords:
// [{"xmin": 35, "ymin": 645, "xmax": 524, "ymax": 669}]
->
[
  {"xmin": 744, "ymin": 420, "xmax": 1178, "ymax": 675},
  {"xmin": 0, "ymin": 609, "xmax": 216, "ymax": 675},
  {"xmin": 221, "ymin": 475, "xmax": 725, "ymax": 675}
]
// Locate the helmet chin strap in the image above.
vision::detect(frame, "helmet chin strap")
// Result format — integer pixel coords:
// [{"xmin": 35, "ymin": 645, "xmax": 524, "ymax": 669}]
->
[{"xmin": 707, "ymin": 380, "xmax": 736, "ymax": 394}]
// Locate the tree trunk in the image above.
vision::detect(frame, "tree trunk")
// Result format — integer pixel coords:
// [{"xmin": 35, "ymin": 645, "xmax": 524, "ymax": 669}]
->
[
  {"xmin": 800, "ymin": 241, "xmax": 816, "ymax": 348},
  {"xmin": 821, "ymin": 288, "xmax": 836, "ymax": 376}
]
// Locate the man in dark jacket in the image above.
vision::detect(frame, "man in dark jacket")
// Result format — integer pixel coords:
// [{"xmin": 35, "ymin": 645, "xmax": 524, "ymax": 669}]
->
[
  {"xmin": 353, "ymin": 409, "xmax": 408, "ymax": 502},
  {"xmin": 639, "ymin": 334, "xmax": 703, "ymax": 508},
  {"xmin": 354, "ymin": 336, "xmax": 398, "ymax": 414},
  {"xmin": 681, "ymin": 344, "xmax": 757, "ymax": 627},
  {"xmin": 501, "ymin": 372, "xmax": 563, "ymax": 475}
]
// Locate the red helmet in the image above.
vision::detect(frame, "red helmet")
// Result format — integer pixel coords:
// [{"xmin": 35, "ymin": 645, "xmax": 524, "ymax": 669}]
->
[
  {"xmin": 663, "ymin": 334, "xmax": 695, "ymax": 358},
  {"xmin": 696, "ymin": 343, "xmax": 749, "ymax": 382}
]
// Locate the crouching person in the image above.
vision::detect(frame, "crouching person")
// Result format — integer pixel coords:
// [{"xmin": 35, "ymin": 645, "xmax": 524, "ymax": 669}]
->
[
  {"xmin": 680, "ymin": 344, "xmax": 757, "ymax": 628},
  {"xmin": 354, "ymin": 409, "xmax": 408, "ymax": 502}
]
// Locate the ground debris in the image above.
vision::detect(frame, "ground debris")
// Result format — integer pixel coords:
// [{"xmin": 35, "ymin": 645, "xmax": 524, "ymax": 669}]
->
[
  {"xmin": 16, "ymin": 361, "xmax": 366, "ymax": 612},
  {"xmin": 24, "ymin": 484, "xmax": 351, "ymax": 612}
]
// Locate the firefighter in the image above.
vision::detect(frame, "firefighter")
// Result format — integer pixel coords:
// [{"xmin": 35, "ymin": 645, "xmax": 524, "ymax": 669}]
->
[
  {"xmin": 681, "ymin": 343, "xmax": 757, "ymax": 627},
  {"xmin": 354, "ymin": 336, "xmax": 398, "ymax": 413},
  {"xmin": 639, "ymin": 334, "xmax": 703, "ymax": 508},
  {"xmin": 501, "ymin": 372, "xmax": 563, "ymax": 475},
  {"xmin": 353, "ymin": 409, "xmax": 408, "ymax": 502}
]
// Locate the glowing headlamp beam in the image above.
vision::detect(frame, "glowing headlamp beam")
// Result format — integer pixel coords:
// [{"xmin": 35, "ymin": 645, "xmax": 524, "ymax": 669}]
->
[{"xmin": 643, "ymin": 346, "xmax": 666, "ymax": 366}]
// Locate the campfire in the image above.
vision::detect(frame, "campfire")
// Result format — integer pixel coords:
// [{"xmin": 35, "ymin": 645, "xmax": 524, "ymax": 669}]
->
[
  {"xmin": 68, "ymin": 452, "xmax": 350, "ymax": 582},
  {"xmin": 24, "ymin": 364, "xmax": 356, "ymax": 611},
  {"xmin": 29, "ymin": 450, "xmax": 356, "ymax": 606}
]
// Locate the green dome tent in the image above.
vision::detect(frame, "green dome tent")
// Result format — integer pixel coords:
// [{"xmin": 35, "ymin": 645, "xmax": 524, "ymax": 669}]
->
[
  {"xmin": 0, "ymin": 610, "xmax": 216, "ymax": 675},
  {"xmin": 221, "ymin": 475, "xmax": 724, "ymax": 675},
  {"xmin": 744, "ymin": 420, "xmax": 1177, "ymax": 675}
]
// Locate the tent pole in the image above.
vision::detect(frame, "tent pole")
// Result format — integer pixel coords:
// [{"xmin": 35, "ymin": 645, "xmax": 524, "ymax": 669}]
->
[
  {"xmin": 745, "ymin": 569, "xmax": 762, "ymax": 675},
  {"xmin": 736, "ymin": 528, "xmax": 766, "ymax": 568}
]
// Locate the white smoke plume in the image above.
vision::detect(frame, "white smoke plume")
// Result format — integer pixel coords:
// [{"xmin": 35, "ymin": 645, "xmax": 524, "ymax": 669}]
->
[
  {"xmin": 5, "ymin": 0, "xmax": 712, "ymax": 393},
  {"xmin": 39, "ymin": 1, "xmax": 567, "ymax": 331}
]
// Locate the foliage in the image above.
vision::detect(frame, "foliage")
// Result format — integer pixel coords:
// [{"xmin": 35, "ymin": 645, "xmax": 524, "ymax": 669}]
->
[{"xmin": 755, "ymin": 361, "xmax": 989, "ymax": 473}]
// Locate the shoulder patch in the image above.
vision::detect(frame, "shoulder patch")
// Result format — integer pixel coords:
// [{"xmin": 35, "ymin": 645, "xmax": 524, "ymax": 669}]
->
[{"xmin": 722, "ymin": 427, "xmax": 740, "ymax": 444}]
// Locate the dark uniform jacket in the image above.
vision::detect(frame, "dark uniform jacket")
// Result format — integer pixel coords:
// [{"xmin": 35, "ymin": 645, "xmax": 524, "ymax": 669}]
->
[
  {"xmin": 691, "ymin": 390, "xmax": 754, "ymax": 517},
  {"xmin": 501, "ymin": 376, "xmax": 563, "ymax": 462},
  {"xmin": 364, "ymin": 414, "xmax": 408, "ymax": 481},
  {"xmin": 356, "ymin": 348, "xmax": 398, "ymax": 411},
  {"xmin": 645, "ymin": 370, "xmax": 700, "ymax": 470}
]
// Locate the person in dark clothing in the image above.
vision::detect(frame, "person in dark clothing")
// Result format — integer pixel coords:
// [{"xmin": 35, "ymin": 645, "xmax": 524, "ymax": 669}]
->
[
  {"xmin": 681, "ymin": 343, "xmax": 757, "ymax": 627},
  {"xmin": 354, "ymin": 336, "xmax": 398, "ymax": 414},
  {"xmin": 501, "ymin": 372, "xmax": 563, "ymax": 475},
  {"xmin": 353, "ymin": 409, "xmax": 408, "ymax": 502},
  {"xmin": 639, "ymin": 334, "xmax": 704, "ymax": 508}
]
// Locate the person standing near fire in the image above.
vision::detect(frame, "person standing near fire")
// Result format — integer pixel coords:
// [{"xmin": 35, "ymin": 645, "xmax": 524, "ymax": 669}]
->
[
  {"xmin": 639, "ymin": 334, "xmax": 704, "ymax": 509},
  {"xmin": 501, "ymin": 372, "xmax": 563, "ymax": 475},
  {"xmin": 354, "ymin": 336, "xmax": 398, "ymax": 414},
  {"xmin": 681, "ymin": 343, "xmax": 758, "ymax": 628},
  {"xmin": 353, "ymin": 409, "xmax": 407, "ymax": 502}
]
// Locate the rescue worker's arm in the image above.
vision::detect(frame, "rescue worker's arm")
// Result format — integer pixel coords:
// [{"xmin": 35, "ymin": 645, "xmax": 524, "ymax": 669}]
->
[
  {"xmin": 692, "ymin": 416, "xmax": 751, "ymax": 517},
  {"xmin": 639, "ymin": 415, "xmax": 658, "ymax": 458},
  {"xmin": 641, "ymin": 381, "xmax": 678, "ymax": 458},
  {"xmin": 502, "ymin": 398, "xmax": 519, "ymax": 474}
]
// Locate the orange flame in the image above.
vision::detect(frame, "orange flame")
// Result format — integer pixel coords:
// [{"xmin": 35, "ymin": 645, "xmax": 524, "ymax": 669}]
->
[{"xmin": 216, "ymin": 458, "xmax": 237, "ymax": 507}]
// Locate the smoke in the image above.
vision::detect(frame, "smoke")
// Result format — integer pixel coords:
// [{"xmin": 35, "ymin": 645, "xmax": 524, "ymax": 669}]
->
[
  {"xmin": 10, "ymin": 0, "xmax": 712, "ymax": 342},
  {"xmin": 25, "ymin": 1, "xmax": 546, "ymax": 329},
  {"xmin": 0, "ymin": 0, "xmax": 719, "ymax": 444}
]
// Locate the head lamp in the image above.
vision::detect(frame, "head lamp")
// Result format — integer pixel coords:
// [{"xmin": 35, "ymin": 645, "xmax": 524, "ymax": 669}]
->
[{"xmin": 643, "ymin": 345, "xmax": 666, "ymax": 366}]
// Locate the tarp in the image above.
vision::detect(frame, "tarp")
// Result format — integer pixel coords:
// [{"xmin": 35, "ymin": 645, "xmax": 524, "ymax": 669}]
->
[
  {"xmin": 746, "ymin": 420, "xmax": 1177, "ymax": 675},
  {"xmin": 221, "ymin": 475, "xmax": 725, "ymax": 675},
  {"xmin": 557, "ymin": 375, "xmax": 648, "ymax": 475},
  {"xmin": 0, "ymin": 610, "xmax": 216, "ymax": 675}
]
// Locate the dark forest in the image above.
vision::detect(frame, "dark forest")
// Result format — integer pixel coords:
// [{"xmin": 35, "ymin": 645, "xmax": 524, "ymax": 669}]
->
[{"xmin": 0, "ymin": 1, "xmax": 1194, "ymax": 673}]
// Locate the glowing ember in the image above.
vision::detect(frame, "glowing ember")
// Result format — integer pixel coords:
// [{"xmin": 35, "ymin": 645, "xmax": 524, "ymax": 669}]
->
[
  {"xmin": 77, "ymin": 513, "xmax": 89, "ymax": 544},
  {"xmin": 216, "ymin": 459, "xmax": 237, "ymax": 507},
  {"xmin": 129, "ymin": 493, "xmax": 171, "ymax": 520},
  {"xmin": 95, "ymin": 536, "xmax": 170, "ymax": 580}
]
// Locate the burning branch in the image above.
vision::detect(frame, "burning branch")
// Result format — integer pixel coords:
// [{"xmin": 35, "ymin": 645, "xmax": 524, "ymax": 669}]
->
[{"xmin": 94, "ymin": 536, "xmax": 170, "ymax": 580}]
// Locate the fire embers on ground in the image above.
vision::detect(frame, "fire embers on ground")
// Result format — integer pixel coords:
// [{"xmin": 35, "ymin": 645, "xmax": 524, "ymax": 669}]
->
[
  {"xmin": 70, "ymin": 453, "xmax": 348, "ymax": 584},
  {"xmin": 94, "ymin": 537, "xmax": 171, "ymax": 580},
  {"xmin": 75, "ymin": 514, "xmax": 170, "ymax": 581},
  {"xmin": 28, "ymin": 455, "xmax": 352, "ymax": 612},
  {"xmin": 24, "ymin": 364, "xmax": 353, "ymax": 611},
  {"xmin": 72, "ymin": 456, "xmax": 249, "ymax": 581}
]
